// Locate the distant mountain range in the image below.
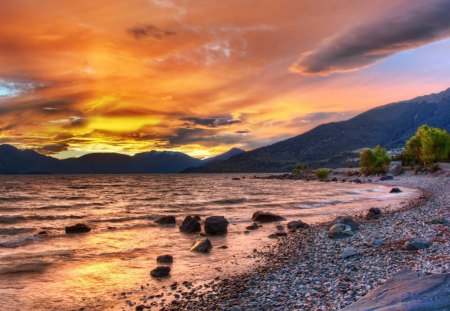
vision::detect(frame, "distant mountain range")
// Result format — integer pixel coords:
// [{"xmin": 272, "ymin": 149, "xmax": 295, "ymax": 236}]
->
[
  {"xmin": 2, "ymin": 87, "xmax": 450, "ymax": 174},
  {"xmin": 0, "ymin": 145, "xmax": 244, "ymax": 174},
  {"xmin": 188, "ymin": 87, "xmax": 450, "ymax": 173}
]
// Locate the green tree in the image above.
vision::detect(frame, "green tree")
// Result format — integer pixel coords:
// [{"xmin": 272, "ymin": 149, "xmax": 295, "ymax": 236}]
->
[
  {"xmin": 360, "ymin": 146, "xmax": 391, "ymax": 175},
  {"xmin": 404, "ymin": 125, "xmax": 450, "ymax": 166}
]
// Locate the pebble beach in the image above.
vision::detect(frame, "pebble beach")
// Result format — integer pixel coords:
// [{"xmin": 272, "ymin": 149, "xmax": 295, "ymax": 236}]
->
[{"xmin": 130, "ymin": 172, "xmax": 449, "ymax": 311}]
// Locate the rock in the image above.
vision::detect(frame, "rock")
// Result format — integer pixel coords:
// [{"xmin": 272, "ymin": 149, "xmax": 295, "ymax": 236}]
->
[
  {"xmin": 390, "ymin": 187, "xmax": 402, "ymax": 193},
  {"xmin": 379, "ymin": 175, "xmax": 394, "ymax": 181},
  {"xmin": 135, "ymin": 305, "xmax": 145, "ymax": 311},
  {"xmin": 372, "ymin": 237, "xmax": 384, "ymax": 246},
  {"xmin": 401, "ymin": 238, "xmax": 432, "ymax": 251},
  {"xmin": 232, "ymin": 177, "xmax": 240, "ymax": 180},
  {"xmin": 37, "ymin": 231, "xmax": 48, "ymax": 235},
  {"xmin": 193, "ymin": 215, "xmax": 201, "ymax": 221},
  {"xmin": 428, "ymin": 218, "xmax": 450, "ymax": 225},
  {"xmin": 328, "ymin": 223, "xmax": 353, "ymax": 239},
  {"xmin": 150, "ymin": 266, "xmax": 171, "ymax": 278},
  {"xmin": 246, "ymin": 222, "xmax": 259, "ymax": 230},
  {"xmin": 366, "ymin": 207, "xmax": 382, "ymax": 220},
  {"xmin": 190, "ymin": 238, "xmax": 212, "ymax": 253},
  {"xmin": 268, "ymin": 234, "xmax": 277, "ymax": 239},
  {"xmin": 156, "ymin": 255, "xmax": 173, "ymax": 264},
  {"xmin": 331, "ymin": 177, "xmax": 338, "ymax": 182},
  {"xmin": 218, "ymin": 245, "xmax": 228, "ymax": 249},
  {"xmin": 287, "ymin": 220, "xmax": 309, "ymax": 230},
  {"xmin": 204, "ymin": 216, "xmax": 229, "ymax": 235},
  {"xmin": 252, "ymin": 211, "xmax": 286, "ymax": 222},
  {"xmin": 275, "ymin": 231, "xmax": 287, "ymax": 237},
  {"xmin": 179, "ymin": 216, "xmax": 201, "ymax": 233},
  {"xmin": 330, "ymin": 216, "xmax": 360, "ymax": 231},
  {"xmin": 65, "ymin": 223, "xmax": 91, "ymax": 234},
  {"xmin": 342, "ymin": 270, "xmax": 450, "ymax": 311},
  {"xmin": 155, "ymin": 216, "xmax": 176, "ymax": 225},
  {"xmin": 340, "ymin": 247, "xmax": 357, "ymax": 259},
  {"xmin": 388, "ymin": 161, "xmax": 403, "ymax": 176}
]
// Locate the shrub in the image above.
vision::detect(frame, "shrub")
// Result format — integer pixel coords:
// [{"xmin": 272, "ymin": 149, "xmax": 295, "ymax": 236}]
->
[
  {"xmin": 404, "ymin": 125, "xmax": 450, "ymax": 166},
  {"xmin": 292, "ymin": 163, "xmax": 308, "ymax": 174},
  {"xmin": 360, "ymin": 146, "xmax": 391, "ymax": 175},
  {"xmin": 315, "ymin": 168, "xmax": 330, "ymax": 180}
]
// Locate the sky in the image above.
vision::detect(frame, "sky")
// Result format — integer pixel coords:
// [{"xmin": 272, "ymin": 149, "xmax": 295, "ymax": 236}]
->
[{"xmin": 0, "ymin": 0, "xmax": 450, "ymax": 159}]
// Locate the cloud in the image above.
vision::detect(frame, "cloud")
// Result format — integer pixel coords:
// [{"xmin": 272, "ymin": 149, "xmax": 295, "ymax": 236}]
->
[
  {"xmin": 291, "ymin": 0, "xmax": 450, "ymax": 75},
  {"xmin": 181, "ymin": 115, "xmax": 241, "ymax": 128},
  {"xmin": 127, "ymin": 24, "xmax": 176, "ymax": 40},
  {"xmin": 37, "ymin": 142, "xmax": 70, "ymax": 154}
]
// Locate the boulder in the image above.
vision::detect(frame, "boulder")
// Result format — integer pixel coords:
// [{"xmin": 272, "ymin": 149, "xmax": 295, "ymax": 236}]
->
[
  {"xmin": 340, "ymin": 247, "xmax": 357, "ymax": 259},
  {"xmin": 156, "ymin": 255, "xmax": 173, "ymax": 264},
  {"xmin": 252, "ymin": 211, "xmax": 286, "ymax": 222},
  {"xmin": 190, "ymin": 238, "xmax": 212, "ymax": 253},
  {"xmin": 246, "ymin": 222, "xmax": 259, "ymax": 230},
  {"xmin": 287, "ymin": 220, "xmax": 309, "ymax": 230},
  {"xmin": 342, "ymin": 270, "xmax": 450, "ymax": 311},
  {"xmin": 401, "ymin": 238, "xmax": 432, "ymax": 251},
  {"xmin": 390, "ymin": 187, "xmax": 402, "ymax": 193},
  {"xmin": 179, "ymin": 216, "xmax": 201, "ymax": 233},
  {"xmin": 328, "ymin": 223, "xmax": 353, "ymax": 239},
  {"xmin": 204, "ymin": 216, "xmax": 229, "ymax": 235},
  {"xmin": 150, "ymin": 266, "xmax": 171, "ymax": 278},
  {"xmin": 366, "ymin": 207, "xmax": 382, "ymax": 220},
  {"xmin": 331, "ymin": 216, "xmax": 360, "ymax": 231},
  {"xmin": 155, "ymin": 216, "xmax": 176, "ymax": 225},
  {"xmin": 65, "ymin": 223, "xmax": 91, "ymax": 234},
  {"xmin": 388, "ymin": 161, "xmax": 403, "ymax": 176}
]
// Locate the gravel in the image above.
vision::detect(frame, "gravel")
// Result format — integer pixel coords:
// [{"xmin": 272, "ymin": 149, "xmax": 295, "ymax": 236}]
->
[{"xmin": 128, "ymin": 173, "xmax": 450, "ymax": 311}]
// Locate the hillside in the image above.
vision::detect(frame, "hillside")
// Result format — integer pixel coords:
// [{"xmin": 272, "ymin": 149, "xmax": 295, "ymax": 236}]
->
[{"xmin": 190, "ymin": 87, "xmax": 450, "ymax": 173}]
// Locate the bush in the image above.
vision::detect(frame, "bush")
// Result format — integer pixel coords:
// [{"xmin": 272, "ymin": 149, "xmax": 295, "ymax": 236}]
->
[
  {"xmin": 315, "ymin": 168, "xmax": 330, "ymax": 180},
  {"xmin": 404, "ymin": 125, "xmax": 450, "ymax": 166},
  {"xmin": 292, "ymin": 163, "xmax": 308, "ymax": 174},
  {"xmin": 360, "ymin": 146, "xmax": 391, "ymax": 175}
]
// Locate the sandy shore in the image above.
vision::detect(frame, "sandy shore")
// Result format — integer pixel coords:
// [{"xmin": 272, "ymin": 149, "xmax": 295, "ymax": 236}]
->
[{"xmin": 127, "ymin": 173, "xmax": 449, "ymax": 311}]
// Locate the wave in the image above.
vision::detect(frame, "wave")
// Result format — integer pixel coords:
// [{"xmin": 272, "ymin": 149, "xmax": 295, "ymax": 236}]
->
[
  {"xmin": 0, "ymin": 228, "xmax": 34, "ymax": 235},
  {"xmin": 0, "ymin": 261, "xmax": 51, "ymax": 274},
  {"xmin": 91, "ymin": 215, "xmax": 151, "ymax": 223},
  {"xmin": 212, "ymin": 198, "xmax": 247, "ymax": 204},
  {"xmin": 0, "ymin": 215, "xmax": 85, "ymax": 224},
  {"xmin": 0, "ymin": 236, "xmax": 39, "ymax": 248}
]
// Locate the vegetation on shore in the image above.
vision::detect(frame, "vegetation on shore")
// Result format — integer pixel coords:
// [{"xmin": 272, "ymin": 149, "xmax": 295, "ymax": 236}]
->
[{"xmin": 359, "ymin": 146, "xmax": 391, "ymax": 175}]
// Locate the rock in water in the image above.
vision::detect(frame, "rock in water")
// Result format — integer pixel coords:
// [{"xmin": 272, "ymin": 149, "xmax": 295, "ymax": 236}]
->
[
  {"xmin": 155, "ymin": 216, "xmax": 176, "ymax": 225},
  {"xmin": 287, "ymin": 220, "xmax": 309, "ymax": 230},
  {"xmin": 401, "ymin": 238, "xmax": 432, "ymax": 251},
  {"xmin": 156, "ymin": 255, "xmax": 173, "ymax": 264},
  {"xmin": 65, "ymin": 224, "xmax": 91, "ymax": 234},
  {"xmin": 252, "ymin": 211, "xmax": 286, "ymax": 222},
  {"xmin": 342, "ymin": 270, "xmax": 450, "ymax": 310},
  {"xmin": 340, "ymin": 247, "xmax": 357, "ymax": 259},
  {"xmin": 150, "ymin": 266, "xmax": 171, "ymax": 278},
  {"xmin": 330, "ymin": 216, "xmax": 360, "ymax": 231},
  {"xmin": 179, "ymin": 216, "xmax": 201, "ymax": 233},
  {"xmin": 246, "ymin": 222, "xmax": 259, "ymax": 230},
  {"xmin": 328, "ymin": 223, "xmax": 353, "ymax": 239},
  {"xmin": 204, "ymin": 216, "xmax": 229, "ymax": 235},
  {"xmin": 366, "ymin": 207, "xmax": 382, "ymax": 220},
  {"xmin": 390, "ymin": 187, "xmax": 402, "ymax": 193},
  {"xmin": 191, "ymin": 238, "xmax": 212, "ymax": 253}
]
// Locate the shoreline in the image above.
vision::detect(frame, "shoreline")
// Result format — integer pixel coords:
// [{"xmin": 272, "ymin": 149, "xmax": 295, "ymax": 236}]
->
[{"xmin": 126, "ymin": 173, "xmax": 449, "ymax": 310}]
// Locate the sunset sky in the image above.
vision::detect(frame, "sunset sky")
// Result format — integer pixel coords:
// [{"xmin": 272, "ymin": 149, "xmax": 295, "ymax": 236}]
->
[{"xmin": 1, "ymin": 0, "xmax": 450, "ymax": 159}]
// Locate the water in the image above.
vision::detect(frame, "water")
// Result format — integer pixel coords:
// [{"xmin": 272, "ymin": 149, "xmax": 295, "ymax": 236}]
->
[{"xmin": 0, "ymin": 174, "xmax": 417, "ymax": 310}]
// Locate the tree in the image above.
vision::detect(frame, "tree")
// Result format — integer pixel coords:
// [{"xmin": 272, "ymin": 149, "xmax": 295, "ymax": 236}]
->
[
  {"xmin": 360, "ymin": 146, "xmax": 391, "ymax": 175},
  {"xmin": 404, "ymin": 125, "xmax": 450, "ymax": 166}
]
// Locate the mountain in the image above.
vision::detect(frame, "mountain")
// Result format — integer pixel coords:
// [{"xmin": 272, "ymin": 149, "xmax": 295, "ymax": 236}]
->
[
  {"xmin": 0, "ymin": 145, "xmax": 240, "ymax": 174},
  {"xmin": 182, "ymin": 148, "xmax": 244, "ymax": 173},
  {"xmin": 192, "ymin": 87, "xmax": 450, "ymax": 173}
]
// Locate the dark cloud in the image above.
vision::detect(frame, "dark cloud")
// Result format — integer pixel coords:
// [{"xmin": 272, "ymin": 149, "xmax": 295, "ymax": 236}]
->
[
  {"xmin": 127, "ymin": 24, "xmax": 176, "ymax": 40},
  {"xmin": 292, "ymin": 111, "xmax": 354, "ymax": 124},
  {"xmin": 167, "ymin": 128, "xmax": 243, "ymax": 147},
  {"xmin": 181, "ymin": 115, "xmax": 241, "ymax": 128},
  {"xmin": 37, "ymin": 142, "xmax": 69, "ymax": 154},
  {"xmin": 235, "ymin": 130, "xmax": 251, "ymax": 134},
  {"xmin": 291, "ymin": 0, "xmax": 450, "ymax": 75}
]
